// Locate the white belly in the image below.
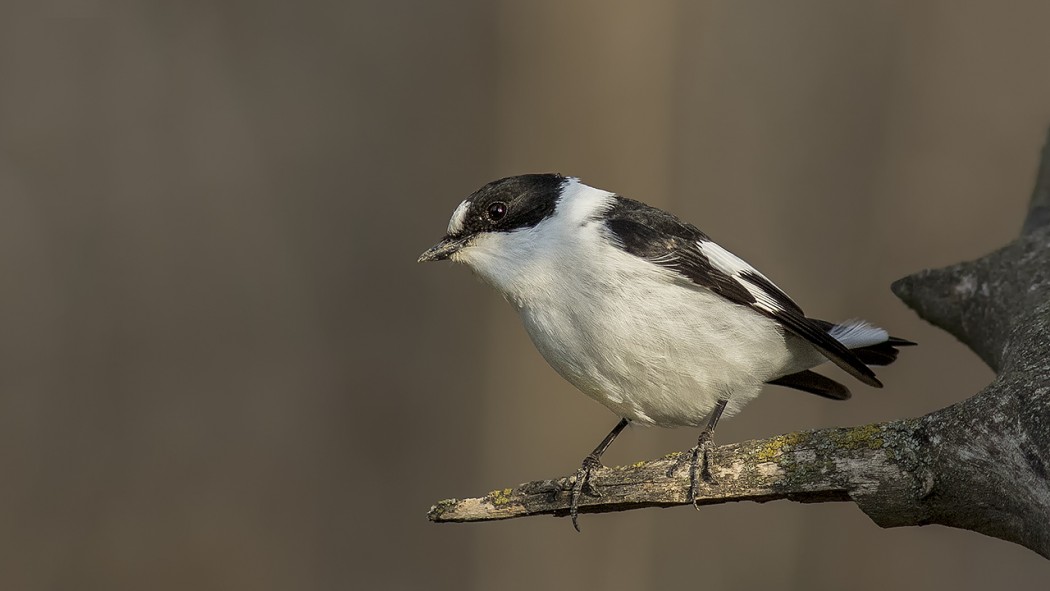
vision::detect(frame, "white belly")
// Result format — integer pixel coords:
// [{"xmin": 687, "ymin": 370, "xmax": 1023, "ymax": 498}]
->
[{"xmin": 518, "ymin": 270, "xmax": 811, "ymax": 428}]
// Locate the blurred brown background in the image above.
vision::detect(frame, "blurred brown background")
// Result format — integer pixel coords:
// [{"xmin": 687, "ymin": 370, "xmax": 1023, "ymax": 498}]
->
[{"xmin": 2, "ymin": 1, "xmax": 1049, "ymax": 589}]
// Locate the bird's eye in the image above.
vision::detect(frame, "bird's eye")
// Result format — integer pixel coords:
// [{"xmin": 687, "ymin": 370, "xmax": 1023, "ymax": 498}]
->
[{"xmin": 487, "ymin": 201, "xmax": 507, "ymax": 222}]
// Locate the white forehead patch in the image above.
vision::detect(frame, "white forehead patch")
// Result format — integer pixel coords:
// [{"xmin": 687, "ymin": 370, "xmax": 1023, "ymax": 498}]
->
[{"xmin": 447, "ymin": 199, "xmax": 470, "ymax": 235}]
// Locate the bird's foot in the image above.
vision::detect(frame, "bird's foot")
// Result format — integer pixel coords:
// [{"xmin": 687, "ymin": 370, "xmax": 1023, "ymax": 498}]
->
[
  {"xmin": 666, "ymin": 430, "xmax": 718, "ymax": 508},
  {"xmin": 569, "ymin": 454, "xmax": 603, "ymax": 531}
]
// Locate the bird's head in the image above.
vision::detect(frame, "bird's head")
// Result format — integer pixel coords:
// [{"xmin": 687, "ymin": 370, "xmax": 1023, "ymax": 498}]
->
[{"xmin": 418, "ymin": 174, "xmax": 571, "ymax": 286}]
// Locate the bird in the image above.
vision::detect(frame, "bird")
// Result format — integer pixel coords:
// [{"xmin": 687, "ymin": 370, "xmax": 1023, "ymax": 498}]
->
[{"xmin": 418, "ymin": 173, "xmax": 913, "ymax": 530}]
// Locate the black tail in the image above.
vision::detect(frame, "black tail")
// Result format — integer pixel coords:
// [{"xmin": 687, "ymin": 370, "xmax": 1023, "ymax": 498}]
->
[
  {"xmin": 768, "ymin": 322, "xmax": 915, "ymax": 400},
  {"xmin": 767, "ymin": 370, "xmax": 851, "ymax": 400},
  {"xmin": 851, "ymin": 336, "xmax": 916, "ymax": 366},
  {"xmin": 809, "ymin": 318, "xmax": 916, "ymax": 366}
]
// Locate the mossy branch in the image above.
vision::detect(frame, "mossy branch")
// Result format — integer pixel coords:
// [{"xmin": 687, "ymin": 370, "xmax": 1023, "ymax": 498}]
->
[{"xmin": 428, "ymin": 422, "xmax": 922, "ymax": 524}]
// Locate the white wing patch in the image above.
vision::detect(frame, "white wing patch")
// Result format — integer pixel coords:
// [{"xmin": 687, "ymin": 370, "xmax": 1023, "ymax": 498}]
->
[
  {"xmin": 696, "ymin": 239, "xmax": 753, "ymax": 276},
  {"xmin": 829, "ymin": 319, "xmax": 889, "ymax": 349},
  {"xmin": 697, "ymin": 239, "xmax": 787, "ymax": 313},
  {"xmin": 738, "ymin": 278, "xmax": 786, "ymax": 313},
  {"xmin": 447, "ymin": 199, "xmax": 470, "ymax": 235}
]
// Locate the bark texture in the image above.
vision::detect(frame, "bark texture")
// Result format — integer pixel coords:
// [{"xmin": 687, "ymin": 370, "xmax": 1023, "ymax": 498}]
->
[{"xmin": 428, "ymin": 130, "xmax": 1050, "ymax": 559}]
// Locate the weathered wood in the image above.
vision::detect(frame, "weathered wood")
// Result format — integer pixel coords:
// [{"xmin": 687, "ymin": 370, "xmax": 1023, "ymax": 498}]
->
[
  {"xmin": 427, "ymin": 423, "xmax": 917, "ymax": 521},
  {"xmin": 428, "ymin": 128, "xmax": 1050, "ymax": 559}
]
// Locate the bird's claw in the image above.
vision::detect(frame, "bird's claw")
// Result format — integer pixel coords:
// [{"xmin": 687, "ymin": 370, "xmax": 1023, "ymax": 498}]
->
[
  {"xmin": 689, "ymin": 433, "xmax": 718, "ymax": 509},
  {"xmin": 667, "ymin": 430, "xmax": 718, "ymax": 509},
  {"xmin": 569, "ymin": 454, "xmax": 603, "ymax": 531}
]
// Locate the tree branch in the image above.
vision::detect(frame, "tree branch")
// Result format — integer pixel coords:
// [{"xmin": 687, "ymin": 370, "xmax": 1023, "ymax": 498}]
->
[
  {"xmin": 428, "ymin": 127, "xmax": 1050, "ymax": 559},
  {"xmin": 428, "ymin": 423, "xmax": 924, "ymax": 525}
]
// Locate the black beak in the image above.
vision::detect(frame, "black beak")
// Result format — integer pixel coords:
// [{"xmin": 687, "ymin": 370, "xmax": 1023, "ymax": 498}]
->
[{"xmin": 417, "ymin": 236, "xmax": 469, "ymax": 263}]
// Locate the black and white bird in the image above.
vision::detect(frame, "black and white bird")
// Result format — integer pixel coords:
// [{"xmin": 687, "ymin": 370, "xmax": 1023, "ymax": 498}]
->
[{"xmin": 419, "ymin": 173, "xmax": 913, "ymax": 530}]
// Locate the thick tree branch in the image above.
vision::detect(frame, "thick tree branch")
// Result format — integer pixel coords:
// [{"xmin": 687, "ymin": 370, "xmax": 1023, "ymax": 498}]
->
[
  {"xmin": 428, "ymin": 128, "xmax": 1050, "ymax": 559},
  {"xmin": 1024, "ymin": 127, "xmax": 1050, "ymax": 234}
]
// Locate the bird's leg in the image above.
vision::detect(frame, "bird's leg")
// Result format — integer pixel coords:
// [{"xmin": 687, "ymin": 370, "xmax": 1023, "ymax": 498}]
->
[
  {"xmin": 569, "ymin": 417, "xmax": 629, "ymax": 532},
  {"xmin": 666, "ymin": 399, "xmax": 728, "ymax": 508}
]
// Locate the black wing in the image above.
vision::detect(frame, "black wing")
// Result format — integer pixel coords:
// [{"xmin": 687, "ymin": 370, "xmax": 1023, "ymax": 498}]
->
[{"xmin": 602, "ymin": 196, "xmax": 881, "ymax": 387}]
